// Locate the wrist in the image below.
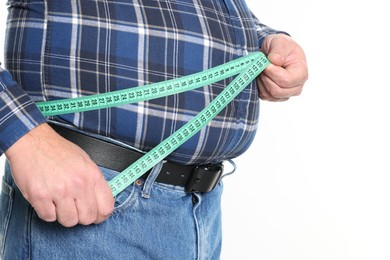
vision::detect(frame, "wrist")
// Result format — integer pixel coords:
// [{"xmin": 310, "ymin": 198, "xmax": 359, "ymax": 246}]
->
[{"xmin": 5, "ymin": 123, "xmax": 51, "ymax": 161}]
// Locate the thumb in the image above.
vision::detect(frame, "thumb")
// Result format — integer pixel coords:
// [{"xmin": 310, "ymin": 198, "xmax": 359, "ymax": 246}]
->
[{"xmin": 261, "ymin": 34, "xmax": 292, "ymax": 67}]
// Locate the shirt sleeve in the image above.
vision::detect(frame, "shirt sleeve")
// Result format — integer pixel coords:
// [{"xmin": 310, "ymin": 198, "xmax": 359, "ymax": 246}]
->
[
  {"xmin": 0, "ymin": 66, "xmax": 47, "ymax": 155},
  {"xmin": 251, "ymin": 11, "xmax": 290, "ymax": 48}
]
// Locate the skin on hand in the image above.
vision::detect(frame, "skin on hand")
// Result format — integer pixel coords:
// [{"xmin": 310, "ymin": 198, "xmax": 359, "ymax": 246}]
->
[
  {"xmin": 258, "ymin": 33, "xmax": 308, "ymax": 101},
  {"xmin": 5, "ymin": 123, "xmax": 115, "ymax": 227}
]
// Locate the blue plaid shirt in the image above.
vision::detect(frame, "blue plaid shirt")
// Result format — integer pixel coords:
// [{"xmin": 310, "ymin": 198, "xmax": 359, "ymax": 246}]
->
[{"xmin": 0, "ymin": 0, "xmax": 283, "ymax": 164}]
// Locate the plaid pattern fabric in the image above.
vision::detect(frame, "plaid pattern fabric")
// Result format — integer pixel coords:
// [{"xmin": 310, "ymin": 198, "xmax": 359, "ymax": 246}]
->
[{"xmin": 0, "ymin": 0, "xmax": 282, "ymax": 164}]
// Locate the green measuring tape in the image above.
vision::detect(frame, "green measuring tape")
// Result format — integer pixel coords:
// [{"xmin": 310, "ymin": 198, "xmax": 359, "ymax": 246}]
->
[{"xmin": 37, "ymin": 51, "xmax": 270, "ymax": 196}]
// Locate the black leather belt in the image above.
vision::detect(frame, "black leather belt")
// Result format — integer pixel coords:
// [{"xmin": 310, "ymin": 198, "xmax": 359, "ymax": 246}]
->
[{"xmin": 49, "ymin": 123, "xmax": 223, "ymax": 193}]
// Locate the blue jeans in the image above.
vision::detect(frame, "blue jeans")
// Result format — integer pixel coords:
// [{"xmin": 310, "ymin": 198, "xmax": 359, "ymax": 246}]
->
[{"xmin": 0, "ymin": 140, "xmax": 223, "ymax": 259}]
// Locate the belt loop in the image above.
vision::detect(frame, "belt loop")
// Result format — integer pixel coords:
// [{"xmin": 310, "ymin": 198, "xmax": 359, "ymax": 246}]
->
[{"xmin": 141, "ymin": 160, "xmax": 164, "ymax": 199}]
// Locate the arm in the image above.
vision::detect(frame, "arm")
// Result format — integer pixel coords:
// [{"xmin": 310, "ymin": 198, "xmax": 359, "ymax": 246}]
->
[{"xmin": 1, "ymin": 68, "xmax": 114, "ymax": 227}]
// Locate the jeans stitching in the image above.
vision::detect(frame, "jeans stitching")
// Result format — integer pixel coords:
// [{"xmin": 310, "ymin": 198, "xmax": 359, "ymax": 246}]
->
[{"xmin": 0, "ymin": 180, "xmax": 14, "ymax": 259}]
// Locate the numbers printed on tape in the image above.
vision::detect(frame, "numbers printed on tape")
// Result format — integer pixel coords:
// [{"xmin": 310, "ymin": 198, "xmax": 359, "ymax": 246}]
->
[
  {"xmin": 37, "ymin": 53, "xmax": 264, "ymax": 116},
  {"xmin": 37, "ymin": 52, "xmax": 270, "ymax": 196}
]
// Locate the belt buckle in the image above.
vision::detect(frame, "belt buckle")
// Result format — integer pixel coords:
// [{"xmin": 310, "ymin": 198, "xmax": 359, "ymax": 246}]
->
[{"xmin": 185, "ymin": 163, "xmax": 224, "ymax": 193}]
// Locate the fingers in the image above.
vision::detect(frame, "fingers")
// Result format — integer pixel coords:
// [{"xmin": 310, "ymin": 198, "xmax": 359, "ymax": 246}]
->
[
  {"xmin": 74, "ymin": 180, "xmax": 99, "ymax": 226},
  {"xmin": 257, "ymin": 64, "xmax": 305, "ymax": 101},
  {"xmin": 93, "ymin": 175, "xmax": 115, "ymax": 224},
  {"xmin": 31, "ymin": 168, "xmax": 114, "ymax": 227},
  {"xmin": 257, "ymin": 78, "xmax": 290, "ymax": 102},
  {"xmin": 32, "ymin": 199, "xmax": 57, "ymax": 223},
  {"xmin": 56, "ymin": 167, "xmax": 114, "ymax": 227},
  {"xmin": 55, "ymin": 198, "xmax": 79, "ymax": 227},
  {"xmin": 258, "ymin": 34, "xmax": 308, "ymax": 102},
  {"xmin": 264, "ymin": 62, "xmax": 308, "ymax": 88}
]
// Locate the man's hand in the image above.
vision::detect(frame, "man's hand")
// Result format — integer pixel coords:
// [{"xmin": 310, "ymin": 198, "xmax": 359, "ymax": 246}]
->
[
  {"xmin": 258, "ymin": 33, "xmax": 308, "ymax": 101},
  {"xmin": 5, "ymin": 123, "xmax": 115, "ymax": 227}
]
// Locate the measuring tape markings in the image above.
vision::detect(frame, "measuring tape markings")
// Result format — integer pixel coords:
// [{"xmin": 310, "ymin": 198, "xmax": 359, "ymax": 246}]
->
[
  {"xmin": 37, "ymin": 53, "xmax": 262, "ymax": 116},
  {"xmin": 37, "ymin": 52, "xmax": 270, "ymax": 196}
]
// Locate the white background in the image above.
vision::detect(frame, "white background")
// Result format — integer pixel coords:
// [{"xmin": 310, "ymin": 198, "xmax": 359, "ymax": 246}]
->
[{"xmin": 1, "ymin": 1, "xmax": 390, "ymax": 259}]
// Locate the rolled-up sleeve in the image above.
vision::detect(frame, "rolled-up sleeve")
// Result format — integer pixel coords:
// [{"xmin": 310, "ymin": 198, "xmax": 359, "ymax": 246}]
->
[{"xmin": 0, "ymin": 68, "xmax": 47, "ymax": 155}]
